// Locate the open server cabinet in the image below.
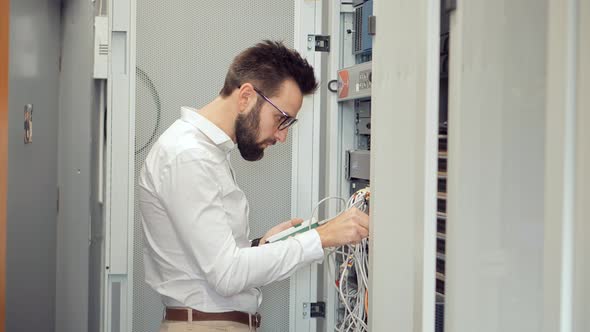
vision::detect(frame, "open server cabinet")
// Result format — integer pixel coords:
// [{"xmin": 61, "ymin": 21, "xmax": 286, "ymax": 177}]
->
[
  {"xmin": 99, "ymin": 0, "xmax": 445, "ymax": 331},
  {"xmin": 101, "ymin": 0, "xmax": 590, "ymax": 331},
  {"xmin": 100, "ymin": 1, "xmax": 357, "ymax": 331},
  {"xmin": 98, "ymin": 0, "xmax": 453, "ymax": 331}
]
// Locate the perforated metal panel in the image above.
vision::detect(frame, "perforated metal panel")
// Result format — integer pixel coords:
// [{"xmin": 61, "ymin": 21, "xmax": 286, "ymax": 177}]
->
[{"xmin": 134, "ymin": 1, "xmax": 295, "ymax": 331}]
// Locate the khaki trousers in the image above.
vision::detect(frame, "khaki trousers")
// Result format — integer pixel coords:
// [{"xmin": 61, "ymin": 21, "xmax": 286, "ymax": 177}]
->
[{"xmin": 159, "ymin": 320, "xmax": 256, "ymax": 332}]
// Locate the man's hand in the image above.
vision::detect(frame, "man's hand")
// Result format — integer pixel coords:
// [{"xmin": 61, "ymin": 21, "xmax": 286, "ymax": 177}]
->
[
  {"xmin": 260, "ymin": 218, "xmax": 304, "ymax": 245},
  {"xmin": 315, "ymin": 207, "xmax": 369, "ymax": 248}
]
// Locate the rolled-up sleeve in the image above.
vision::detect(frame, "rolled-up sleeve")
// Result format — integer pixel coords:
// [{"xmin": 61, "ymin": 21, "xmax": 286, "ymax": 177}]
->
[{"xmin": 159, "ymin": 149, "xmax": 324, "ymax": 297}]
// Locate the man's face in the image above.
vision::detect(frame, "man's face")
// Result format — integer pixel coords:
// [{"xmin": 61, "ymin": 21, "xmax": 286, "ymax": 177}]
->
[{"xmin": 235, "ymin": 80, "xmax": 303, "ymax": 161}]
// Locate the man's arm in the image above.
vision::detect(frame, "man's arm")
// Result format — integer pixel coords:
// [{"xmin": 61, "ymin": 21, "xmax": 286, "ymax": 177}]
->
[
  {"xmin": 259, "ymin": 209, "xmax": 369, "ymax": 247},
  {"xmin": 257, "ymin": 218, "xmax": 304, "ymax": 245}
]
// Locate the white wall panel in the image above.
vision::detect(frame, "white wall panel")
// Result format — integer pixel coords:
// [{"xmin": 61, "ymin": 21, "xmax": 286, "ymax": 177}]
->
[
  {"xmin": 368, "ymin": 1, "xmax": 440, "ymax": 331},
  {"xmin": 447, "ymin": 1, "xmax": 547, "ymax": 331}
]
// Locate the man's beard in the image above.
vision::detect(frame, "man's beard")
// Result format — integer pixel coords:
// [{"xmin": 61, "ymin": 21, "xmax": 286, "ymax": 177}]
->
[{"xmin": 235, "ymin": 100, "xmax": 271, "ymax": 161}]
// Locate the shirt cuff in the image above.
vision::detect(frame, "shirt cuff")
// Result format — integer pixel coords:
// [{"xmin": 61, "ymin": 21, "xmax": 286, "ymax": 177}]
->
[{"xmin": 294, "ymin": 229, "xmax": 324, "ymax": 264}]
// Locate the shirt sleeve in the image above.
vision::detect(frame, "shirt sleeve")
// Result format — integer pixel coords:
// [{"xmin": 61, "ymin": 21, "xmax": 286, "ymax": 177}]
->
[{"xmin": 158, "ymin": 149, "xmax": 324, "ymax": 297}]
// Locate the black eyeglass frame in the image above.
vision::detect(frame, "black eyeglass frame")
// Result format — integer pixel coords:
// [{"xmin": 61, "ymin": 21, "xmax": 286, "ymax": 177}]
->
[{"xmin": 253, "ymin": 87, "xmax": 298, "ymax": 131}]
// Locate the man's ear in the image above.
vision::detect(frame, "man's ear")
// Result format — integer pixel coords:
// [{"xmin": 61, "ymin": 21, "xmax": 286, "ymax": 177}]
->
[{"xmin": 237, "ymin": 83, "xmax": 256, "ymax": 114}]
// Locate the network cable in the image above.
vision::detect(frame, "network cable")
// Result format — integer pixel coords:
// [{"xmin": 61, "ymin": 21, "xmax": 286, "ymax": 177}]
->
[{"xmin": 322, "ymin": 187, "xmax": 370, "ymax": 332}]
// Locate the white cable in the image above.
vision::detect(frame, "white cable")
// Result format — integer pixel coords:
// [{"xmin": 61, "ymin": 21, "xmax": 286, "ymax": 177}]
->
[
  {"xmin": 333, "ymin": 187, "xmax": 370, "ymax": 331},
  {"xmin": 297, "ymin": 191, "xmax": 370, "ymax": 331},
  {"xmin": 309, "ymin": 196, "xmax": 346, "ymax": 231}
]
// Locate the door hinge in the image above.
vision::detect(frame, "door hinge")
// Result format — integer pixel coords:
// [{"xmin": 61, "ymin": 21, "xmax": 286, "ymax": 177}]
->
[
  {"xmin": 307, "ymin": 35, "xmax": 330, "ymax": 52},
  {"xmin": 444, "ymin": 0, "xmax": 457, "ymax": 13},
  {"xmin": 303, "ymin": 302, "xmax": 325, "ymax": 319},
  {"xmin": 368, "ymin": 15, "xmax": 376, "ymax": 35}
]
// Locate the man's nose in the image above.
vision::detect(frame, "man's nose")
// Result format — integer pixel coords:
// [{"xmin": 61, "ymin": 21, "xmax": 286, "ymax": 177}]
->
[{"xmin": 275, "ymin": 127, "xmax": 288, "ymax": 143}]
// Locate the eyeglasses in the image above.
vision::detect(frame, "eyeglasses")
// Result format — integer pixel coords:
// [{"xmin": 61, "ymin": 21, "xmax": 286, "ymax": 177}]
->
[{"xmin": 253, "ymin": 87, "xmax": 298, "ymax": 131}]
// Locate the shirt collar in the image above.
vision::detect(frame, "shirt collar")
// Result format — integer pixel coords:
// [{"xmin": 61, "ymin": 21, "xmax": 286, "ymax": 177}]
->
[{"xmin": 180, "ymin": 106, "xmax": 235, "ymax": 153}]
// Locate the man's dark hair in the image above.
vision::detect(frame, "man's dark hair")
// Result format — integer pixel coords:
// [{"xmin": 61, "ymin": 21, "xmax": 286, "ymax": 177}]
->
[{"xmin": 220, "ymin": 40, "xmax": 318, "ymax": 98}]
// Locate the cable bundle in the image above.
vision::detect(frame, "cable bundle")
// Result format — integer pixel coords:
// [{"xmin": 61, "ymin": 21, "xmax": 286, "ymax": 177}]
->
[
  {"xmin": 308, "ymin": 188, "xmax": 371, "ymax": 331},
  {"xmin": 335, "ymin": 188, "xmax": 370, "ymax": 332}
]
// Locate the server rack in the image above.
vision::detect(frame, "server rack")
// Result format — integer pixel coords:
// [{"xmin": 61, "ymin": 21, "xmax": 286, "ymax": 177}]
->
[
  {"xmin": 333, "ymin": 1, "xmax": 373, "ymax": 331},
  {"xmin": 436, "ymin": 3, "xmax": 450, "ymax": 331}
]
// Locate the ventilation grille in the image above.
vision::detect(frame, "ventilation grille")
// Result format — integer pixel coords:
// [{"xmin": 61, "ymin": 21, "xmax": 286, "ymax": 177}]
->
[
  {"xmin": 98, "ymin": 43, "xmax": 108, "ymax": 56},
  {"xmin": 134, "ymin": 2, "xmax": 295, "ymax": 332},
  {"xmin": 354, "ymin": 6, "xmax": 363, "ymax": 53}
]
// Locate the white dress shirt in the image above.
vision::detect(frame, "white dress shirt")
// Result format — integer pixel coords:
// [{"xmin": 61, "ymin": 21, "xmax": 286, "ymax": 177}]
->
[{"xmin": 138, "ymin": 107, "xmax": 324, "ymax": 314}]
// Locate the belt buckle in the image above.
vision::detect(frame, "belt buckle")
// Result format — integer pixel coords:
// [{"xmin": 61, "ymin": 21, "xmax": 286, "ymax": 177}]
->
[{"xmin": 254, "ymin": 312, "xmax": 261, "ymax": 328}]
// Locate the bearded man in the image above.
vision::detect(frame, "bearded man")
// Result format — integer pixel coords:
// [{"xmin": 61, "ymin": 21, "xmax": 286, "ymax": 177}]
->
[{"xmin": 139, "ymin": 40, "xmax": 369, "ymax": 332}]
